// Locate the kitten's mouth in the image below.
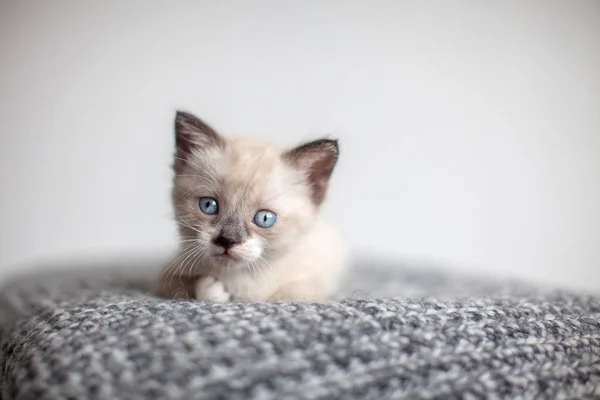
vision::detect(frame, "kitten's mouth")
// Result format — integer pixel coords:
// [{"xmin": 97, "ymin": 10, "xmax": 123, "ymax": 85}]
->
[{"xmin": 213, "ymin": 251, "xmax": 239, "ymax": 262}]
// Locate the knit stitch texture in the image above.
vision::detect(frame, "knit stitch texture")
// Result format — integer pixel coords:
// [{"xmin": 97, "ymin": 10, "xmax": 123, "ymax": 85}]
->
[{"xmin": 1, "ymin": 258, "xmax": 599, "ymax": 399}]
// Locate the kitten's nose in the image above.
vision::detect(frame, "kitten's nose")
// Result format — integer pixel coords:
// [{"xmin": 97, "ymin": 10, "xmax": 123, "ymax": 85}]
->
[{"xmin": 213, "ymin": 235, "xmax": 240, "ymax": 249}]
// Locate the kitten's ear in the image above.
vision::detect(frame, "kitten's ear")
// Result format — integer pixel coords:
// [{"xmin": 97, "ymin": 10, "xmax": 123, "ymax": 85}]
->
[
  {"xmin": 284, "ymin": 139, "xmax": 339, "ymax": 205},
  {"xmin": 174, "ymin": 111, "xmax": 224, "ymax": 155}
]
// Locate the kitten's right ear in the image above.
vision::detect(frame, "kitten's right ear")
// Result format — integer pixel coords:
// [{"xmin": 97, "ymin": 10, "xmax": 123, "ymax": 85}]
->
[{"xmin": 174, "ymin": 111, "xmax": 224, "ymax": 155}]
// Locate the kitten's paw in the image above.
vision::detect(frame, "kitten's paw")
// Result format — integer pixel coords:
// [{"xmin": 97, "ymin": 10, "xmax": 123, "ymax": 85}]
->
[{"xmin": 195, "ymin": 276, "xmax": 231, "ymax": 302}]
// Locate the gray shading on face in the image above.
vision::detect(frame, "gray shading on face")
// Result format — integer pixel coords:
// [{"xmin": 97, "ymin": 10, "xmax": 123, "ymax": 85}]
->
[{"xmin": 198, "ymin": 196, "xmax": 250, "ymax": 252}]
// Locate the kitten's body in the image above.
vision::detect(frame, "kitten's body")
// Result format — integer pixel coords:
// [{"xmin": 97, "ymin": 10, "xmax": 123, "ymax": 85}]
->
[{"xmin": 159, "ymin": 112, "xmax": 346, "ymax": 302}]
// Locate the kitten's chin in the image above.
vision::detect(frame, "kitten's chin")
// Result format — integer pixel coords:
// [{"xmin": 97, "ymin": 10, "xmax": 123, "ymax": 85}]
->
[
  {"xmin": 210, "ymin": 252, "xmax": 256, "ymax": 269},
  {"xmin": 212, "ymin": 253, "xmax": 239, "ymax": 264}
]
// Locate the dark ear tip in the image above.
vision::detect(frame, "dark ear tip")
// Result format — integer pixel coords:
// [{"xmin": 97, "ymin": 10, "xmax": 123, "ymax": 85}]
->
[
  {"xmin": 175, "ymin": 110, "xmax": 193, "ymax": 122},
  {"xmin": 319, "ymin": 138, "xmax": 339, "ymax": 155},
  {"xmin": 286, "ymin": 138, "xmax": 340, "ymax": 160}
]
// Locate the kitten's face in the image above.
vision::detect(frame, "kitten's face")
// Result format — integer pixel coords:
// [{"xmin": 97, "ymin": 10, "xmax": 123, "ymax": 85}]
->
[{"xmin": 172, "ymin": 111, "xmax": 338, "ymax": 272}]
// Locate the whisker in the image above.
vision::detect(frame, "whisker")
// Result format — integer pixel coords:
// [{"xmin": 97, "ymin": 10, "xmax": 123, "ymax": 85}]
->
[
  {"xmin": 186, "ymin": 247, "xmax": 203, "ymax": 278},
  {"xmin": 256, "ymin": 257, "xmax": 273, "ymax": 281},
  {"xmin": 174, "ymin": 213, "xmax": 203, "ymax": 235},
  {"xmin": 160, "ymin": 245, "xmax": 197, "ymax": 283},
  {"xmin": 175, "ymin": 220, "xmax": 203, "ymax": 235},
  {"xmin": 178, "ymin": 238, "xmax": 200, "ymax": 243},
  {"xmin": 246, "ymin": 259, "xmax": 257, "ymax": 279},
  {"xmin": 200, "ymin": 252, "xmax": 211, "ymax": 277},
  {"xmin": 166, "ymin": 246, "xmax": 197, "ymax": 279},
  {"xmin": 205, "ymin": 253, "xmax": 218, "ymax": 279},
  {"xmin": 176, "ymin": 245, "xmax": 201, "ymax": 289}
]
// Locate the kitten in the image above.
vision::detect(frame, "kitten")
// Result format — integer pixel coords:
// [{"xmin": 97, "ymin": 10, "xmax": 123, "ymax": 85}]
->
[{"xmin": 158, "ymin": 111, "xmax": 347, "ymax": 302}]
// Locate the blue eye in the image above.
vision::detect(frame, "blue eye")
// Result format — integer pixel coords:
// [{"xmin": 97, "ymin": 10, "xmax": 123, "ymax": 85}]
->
[
  {"xmin": 198, "ymin": 197, "xmax": 218, "ymax": 215},
  {"xmin": 254, "ymin": 210, "xmax": 277, "ymax": 228}
]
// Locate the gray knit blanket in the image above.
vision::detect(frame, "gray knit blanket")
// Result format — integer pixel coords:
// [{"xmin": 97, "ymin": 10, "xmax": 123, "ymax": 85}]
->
[{"xmin": 1, "ymin": 257, "xmax": 599, "ymax": 399}]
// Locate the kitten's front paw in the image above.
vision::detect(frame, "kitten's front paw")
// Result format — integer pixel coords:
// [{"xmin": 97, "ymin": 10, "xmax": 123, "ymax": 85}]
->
[{"xmin": 195, "ymin": 276, "xmax": 231, "ymax": 302}]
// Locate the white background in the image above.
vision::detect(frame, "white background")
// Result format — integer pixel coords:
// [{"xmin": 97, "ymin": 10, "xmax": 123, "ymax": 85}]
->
[{"xmin": 1, "ymin": 1, "xmax": 599, "ymax": 291}]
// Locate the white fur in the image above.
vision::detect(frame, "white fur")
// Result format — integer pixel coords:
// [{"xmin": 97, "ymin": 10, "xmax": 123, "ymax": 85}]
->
[
  {"xmin": 195, "ymin": 276, "xmax": 231, "ymax": 302},
  {"xmin": 219, "ymin": 220, "xmax": 347, "ymax": 301}
]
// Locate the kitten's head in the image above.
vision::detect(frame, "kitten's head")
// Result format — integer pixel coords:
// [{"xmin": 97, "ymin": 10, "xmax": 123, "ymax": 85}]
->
[{"xmin": 172, "ymin": 111, "xmax": 339, "ymax": 272}]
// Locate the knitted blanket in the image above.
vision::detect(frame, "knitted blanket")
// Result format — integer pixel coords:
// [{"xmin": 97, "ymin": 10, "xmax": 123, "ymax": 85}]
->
[{"xmin": 0, "ymin": 258, "xmax": 599, "ymax": 399}]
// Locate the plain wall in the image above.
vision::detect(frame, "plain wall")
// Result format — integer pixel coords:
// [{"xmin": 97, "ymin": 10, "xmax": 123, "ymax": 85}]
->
[{"xmin": 1, "ymin": 1, "xmax": 599, "ymax": 291}]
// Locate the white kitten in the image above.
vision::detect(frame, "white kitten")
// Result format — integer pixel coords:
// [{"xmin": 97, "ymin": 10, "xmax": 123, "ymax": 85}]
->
[{"xmin": 158, "ymin": 111, "xmax": 347, "ymax": 302}]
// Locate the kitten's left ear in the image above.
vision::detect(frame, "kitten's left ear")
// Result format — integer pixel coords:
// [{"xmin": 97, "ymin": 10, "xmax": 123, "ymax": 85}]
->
[
  {"xmin": 174, "ymin": 111, "xmax": 224, "ymax": 155},
  {"xmin": 284, "ymin": 139, "xmax": 339, "ymax": 205}
]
